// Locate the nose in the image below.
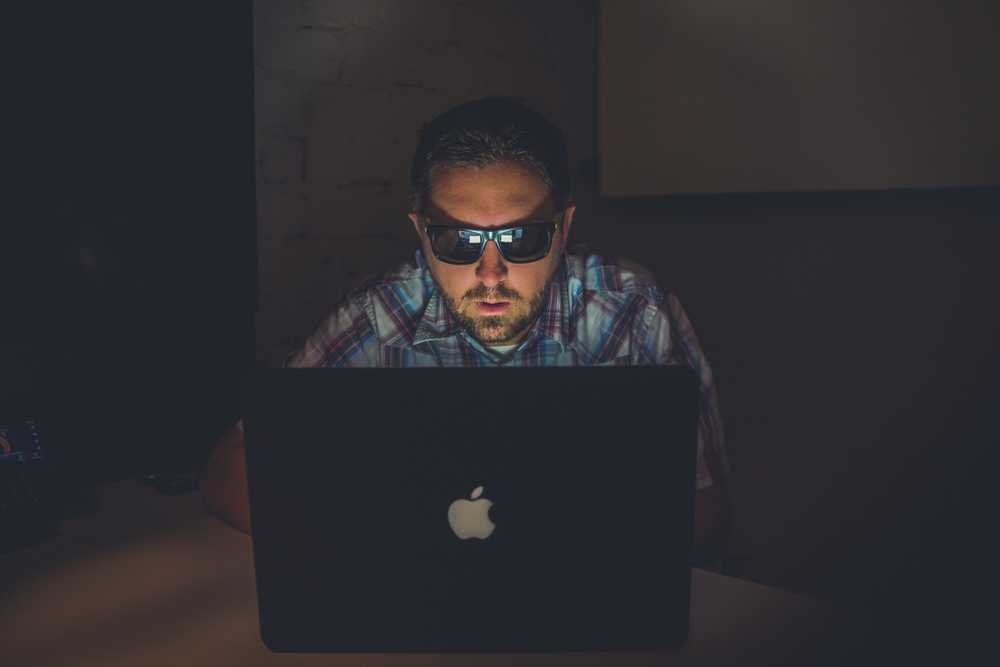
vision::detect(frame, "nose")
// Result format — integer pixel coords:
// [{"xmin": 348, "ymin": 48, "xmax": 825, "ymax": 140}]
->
[{"xmin": 475, "ymin": 239, "xmax": 508, "ymax": 287}]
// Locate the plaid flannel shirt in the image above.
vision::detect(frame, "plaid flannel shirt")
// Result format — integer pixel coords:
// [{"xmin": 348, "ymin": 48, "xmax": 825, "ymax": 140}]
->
[{"xmin": 285, "ymin": 242, "xmax": 729, "ymax": 489}]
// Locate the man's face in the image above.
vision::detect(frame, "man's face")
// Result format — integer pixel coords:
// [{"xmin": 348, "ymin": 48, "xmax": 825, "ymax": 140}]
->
[{"xmin": 409, "ymin": 161, "xmax": 575, "ymax": 347}]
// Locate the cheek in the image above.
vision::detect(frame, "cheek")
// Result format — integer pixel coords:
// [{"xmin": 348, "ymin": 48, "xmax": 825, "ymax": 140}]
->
[
  {"xmin": 507, "ymin": 266, "xmax": 549, "ymax": 300},
  {"xmin": 520, "ymin": 262, "xmax": 552, "ymax": 289},
  {"xmin": 437, "ymin": 266, "xmax": 478, "ymax": 298}
]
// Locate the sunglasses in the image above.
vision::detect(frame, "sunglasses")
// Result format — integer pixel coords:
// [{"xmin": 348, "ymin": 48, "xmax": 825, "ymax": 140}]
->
[{"xmin": 422, "ymin": 211, "xmax": 564, "ymax": 265}]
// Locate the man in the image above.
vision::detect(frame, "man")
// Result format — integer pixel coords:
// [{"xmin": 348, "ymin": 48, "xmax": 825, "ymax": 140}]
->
[{"xmin": 200, "ymin": 98, "xmax": 732, "ymax": 564}]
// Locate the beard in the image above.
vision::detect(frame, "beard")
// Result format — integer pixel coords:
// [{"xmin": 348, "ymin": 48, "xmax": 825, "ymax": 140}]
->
[{"xmin": 438, "ymin": 276, "xmax": 552, "ymax": 347}]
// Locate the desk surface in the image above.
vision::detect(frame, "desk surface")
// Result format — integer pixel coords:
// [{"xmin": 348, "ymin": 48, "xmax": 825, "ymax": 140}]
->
[{"xmin": 0, "ymin": 480, "xmax": 868, "ymax": 666}]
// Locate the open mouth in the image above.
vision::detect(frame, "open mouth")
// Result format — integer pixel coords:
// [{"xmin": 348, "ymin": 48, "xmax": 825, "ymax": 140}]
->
[{"xmin": 477, "ymin": 301, "xmax": 510, "ymax": 313}]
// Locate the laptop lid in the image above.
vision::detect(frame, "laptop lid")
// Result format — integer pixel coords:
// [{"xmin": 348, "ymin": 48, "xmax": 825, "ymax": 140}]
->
[{"xmin": 241, "ymin": 366, "xmax": 700, "ymax": 653}]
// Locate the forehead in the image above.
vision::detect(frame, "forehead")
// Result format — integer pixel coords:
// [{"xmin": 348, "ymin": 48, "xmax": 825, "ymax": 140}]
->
[{"xmin": 427, "ymin": 162, "xmax": 554, "ymax": 226}]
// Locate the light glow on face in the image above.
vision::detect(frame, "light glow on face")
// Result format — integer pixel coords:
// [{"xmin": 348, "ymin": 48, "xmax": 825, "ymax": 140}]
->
[{"xmin": 409, "ymin": 162, "xmax": 574, "ymax": 347}]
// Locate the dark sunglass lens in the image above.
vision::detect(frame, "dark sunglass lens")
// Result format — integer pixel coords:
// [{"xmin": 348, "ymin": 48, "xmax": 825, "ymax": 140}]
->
[
  {"xmin": 431, "ymin": 227, "xmax": 481, "ymax": 263},
  {"xmin": 500, "ymin": 225, "xmax": 551, "ymax": 261}
]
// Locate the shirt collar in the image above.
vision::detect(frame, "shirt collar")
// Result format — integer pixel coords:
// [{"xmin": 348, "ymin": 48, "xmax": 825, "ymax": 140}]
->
[
  {"xmin": 525, "ymin": 252, "xmax": 574, "ymax": 353},
  {"xmin": 409, "ymin": 247, "xmax": 577, "ymax": 353},
  {"xmin": 409, "ymin": 248, "xmax": 461, "ymax": 346}
]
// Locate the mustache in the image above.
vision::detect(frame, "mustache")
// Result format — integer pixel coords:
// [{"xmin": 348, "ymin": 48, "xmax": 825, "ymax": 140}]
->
[{"xmin": 465, "ymin": 287, "xmax": 519, "ymax": 302}]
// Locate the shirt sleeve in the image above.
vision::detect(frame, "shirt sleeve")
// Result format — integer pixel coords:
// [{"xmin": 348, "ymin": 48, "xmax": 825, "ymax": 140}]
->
[
  {"xmin": 641, "ymin": 290, "xmax": 730, "ymax": 490},
  {"xmin": 283, "ymin": 291, "xmax": 380, "ymax": 368}
]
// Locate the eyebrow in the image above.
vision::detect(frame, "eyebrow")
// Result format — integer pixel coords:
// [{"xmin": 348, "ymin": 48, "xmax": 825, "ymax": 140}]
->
[{"xmin": 426, "ymin": 212, "xmax": 555, "ymax": 228}]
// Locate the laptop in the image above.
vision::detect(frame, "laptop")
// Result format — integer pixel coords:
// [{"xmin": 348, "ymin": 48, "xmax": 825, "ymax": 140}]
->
[{"xmin": 241, "ymin": 365, "xmax": 700, "ymax": 653}]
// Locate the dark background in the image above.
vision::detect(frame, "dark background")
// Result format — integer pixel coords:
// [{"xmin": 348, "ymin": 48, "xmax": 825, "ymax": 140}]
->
[
  {"xmin": 5, "ymin": 3, "xmax": 256, "ymax": 479},
  {"xmin": 3, "ymin": 1, "xmax": 998, "ymax": 660}
]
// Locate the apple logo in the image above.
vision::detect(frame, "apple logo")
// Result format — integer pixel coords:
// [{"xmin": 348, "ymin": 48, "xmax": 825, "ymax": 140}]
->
[{"xmin": 447, "ymin": 485, "xmax": 496, "ymax": 540}]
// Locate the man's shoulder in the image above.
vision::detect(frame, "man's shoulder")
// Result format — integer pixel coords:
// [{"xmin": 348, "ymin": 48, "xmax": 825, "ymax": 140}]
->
[
  {"xmin": 564, "ymin": 242, "xmax": 664, "ymax": 304},
  {"xmin": 284, "ymin": 250, "xmax": 429, "ymax": 368},
  {"xmin": 561, "ymin": 243, "xmax": 673, "ymax": 365},
  {"xmin": 343, "ymin": 249, "xmax": 430, "ymax": 310}
]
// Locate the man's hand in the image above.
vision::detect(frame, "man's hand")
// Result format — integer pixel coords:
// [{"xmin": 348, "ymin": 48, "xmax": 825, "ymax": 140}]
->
[{"xmin": 199, "ymin": 419, "xmax": 251, "ymax": 535}]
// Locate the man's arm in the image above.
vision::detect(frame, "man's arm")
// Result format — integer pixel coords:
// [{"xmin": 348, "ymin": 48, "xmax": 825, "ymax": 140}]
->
[
  {"xmin": 198, "ymin": 419, "xmax": 251, "ymax": 535},
  {"xmin": 201, "ymin": 288, "xmax": 377, "ymax": 533},
  {"xmin": 651, "ymin": 291, "xmax": 733, "ymax": 565}
]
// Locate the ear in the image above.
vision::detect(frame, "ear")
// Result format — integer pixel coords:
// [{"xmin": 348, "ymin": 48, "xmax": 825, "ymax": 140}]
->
[
  {"xmin": 560, "ymin": 204, "xmax": 576, "ymax": 246},
  {"xmin": 408, "ymin": 212, "xmax": 422, "ymax": 239}
]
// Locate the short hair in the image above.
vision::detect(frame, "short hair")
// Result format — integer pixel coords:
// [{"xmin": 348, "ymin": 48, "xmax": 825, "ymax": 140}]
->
[{"xmin": 409, "ymin": 97, "xmax": 572, "ymax": 215}]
